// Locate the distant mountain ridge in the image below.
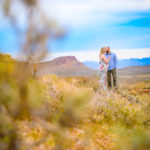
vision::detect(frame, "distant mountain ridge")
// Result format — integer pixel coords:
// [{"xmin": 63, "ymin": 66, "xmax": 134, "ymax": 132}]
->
[
  {"xmin": 36, "ymin": 56, "xmax": 95, "ymax": 76},
  {"xmin": 83, "ymin": 57, "xmax": 150, "ymax": 69},
  {"xmin": 35, "ymin": 56, "xmax": 150, "ymax": 77},
  {"xmin": 118, "ymin": 65, "xmax": 150, "ymax": 75}
]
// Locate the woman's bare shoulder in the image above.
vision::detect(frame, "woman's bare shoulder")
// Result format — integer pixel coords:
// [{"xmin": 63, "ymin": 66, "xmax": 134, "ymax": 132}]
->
[{"xmin": 100, "ymin": 54, "xmax": 105, "ymax": 59}]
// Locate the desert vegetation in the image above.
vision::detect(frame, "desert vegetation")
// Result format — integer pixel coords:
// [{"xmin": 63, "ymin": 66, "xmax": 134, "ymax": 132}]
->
[
  {"xmin": 0, "ymin": 53, "xmax": 150, "ymax": 150},
  {"xmin": 1, "ymin": 1, "xmax": 150, "ymax": 149}
]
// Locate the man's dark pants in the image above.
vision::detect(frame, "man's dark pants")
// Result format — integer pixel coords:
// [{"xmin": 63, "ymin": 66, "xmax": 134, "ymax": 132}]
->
[{"xmin": 107, "ymin": 68, "xmax": 117, "ymax": 88}]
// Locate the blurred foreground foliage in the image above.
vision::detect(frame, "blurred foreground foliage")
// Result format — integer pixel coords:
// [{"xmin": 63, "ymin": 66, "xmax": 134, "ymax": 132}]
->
[
  {"xmin": 0, "ymin": 53, "xmax": 93, "ymax": 150},
  {"xmin": 1, "ymin": 54, "xmax": 150, "ymax": 149}
]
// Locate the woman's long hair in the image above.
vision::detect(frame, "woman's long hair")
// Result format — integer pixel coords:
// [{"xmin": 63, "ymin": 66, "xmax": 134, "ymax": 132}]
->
[{"xmin": 99, "ymin": 47, "xmax": 106, "ymax": 58}]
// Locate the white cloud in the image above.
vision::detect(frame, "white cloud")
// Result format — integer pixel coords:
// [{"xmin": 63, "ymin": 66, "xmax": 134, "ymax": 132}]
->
[
  {"xmin": 11, "ymin": 48, "xmax": 150, "ymax": 62},
  {"xmin": 46, "ymin": 48, "xmax": 150, "ymax": 62},
  {"xmin": 1, "ymin": 0, "xmax": 150, "ymax": 28},
  {"xmin": 113, "ymin": 48, "xmax": 150, "ymax": 59},
  {"xmin": 41, "ymin": 0, "xmax": 150, "ymax": 27},
  {"xmin": 2, "ymin": 0, "xmax": 150, "ymax": 28}
]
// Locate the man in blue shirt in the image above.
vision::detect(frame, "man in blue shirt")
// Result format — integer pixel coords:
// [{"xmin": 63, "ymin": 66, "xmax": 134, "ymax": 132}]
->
[{"xmin": 105, "ymin": 47, "xmax": 118, "ymax": 89}]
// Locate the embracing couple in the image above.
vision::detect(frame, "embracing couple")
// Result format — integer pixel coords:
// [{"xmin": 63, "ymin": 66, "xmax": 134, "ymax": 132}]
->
[{"xmin": 99, "ymin": 46, "xmax": 118, "ymax": 90}]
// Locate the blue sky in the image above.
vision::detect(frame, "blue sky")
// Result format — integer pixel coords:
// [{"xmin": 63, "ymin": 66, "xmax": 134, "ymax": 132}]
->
[{"xmin": 0, "ymin": 0, "xmax": 150, "ymax": 61}]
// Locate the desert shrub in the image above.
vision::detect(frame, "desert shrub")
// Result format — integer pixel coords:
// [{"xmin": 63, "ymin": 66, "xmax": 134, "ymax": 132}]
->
[
  {"xmin": 112, "ymin": 126, "xmax": 150, "ymax": 150},
  {"xmin": 91, "ymin": 98, "xmax": 144, "ymax": 127},
  {"xmin": 40, "ymin": 75, "xmax": 92, "ymax": 125},
  {"xmin": 62, "ymin": 76, "xmax": 100, "ymax": 92},
  {"xmin": 0, "ymin": 57, "xmax": 94, "ymax": 149},
  {"xmin": 1, "ymin": 54, "xmax": 150, "ymax": 150}
]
